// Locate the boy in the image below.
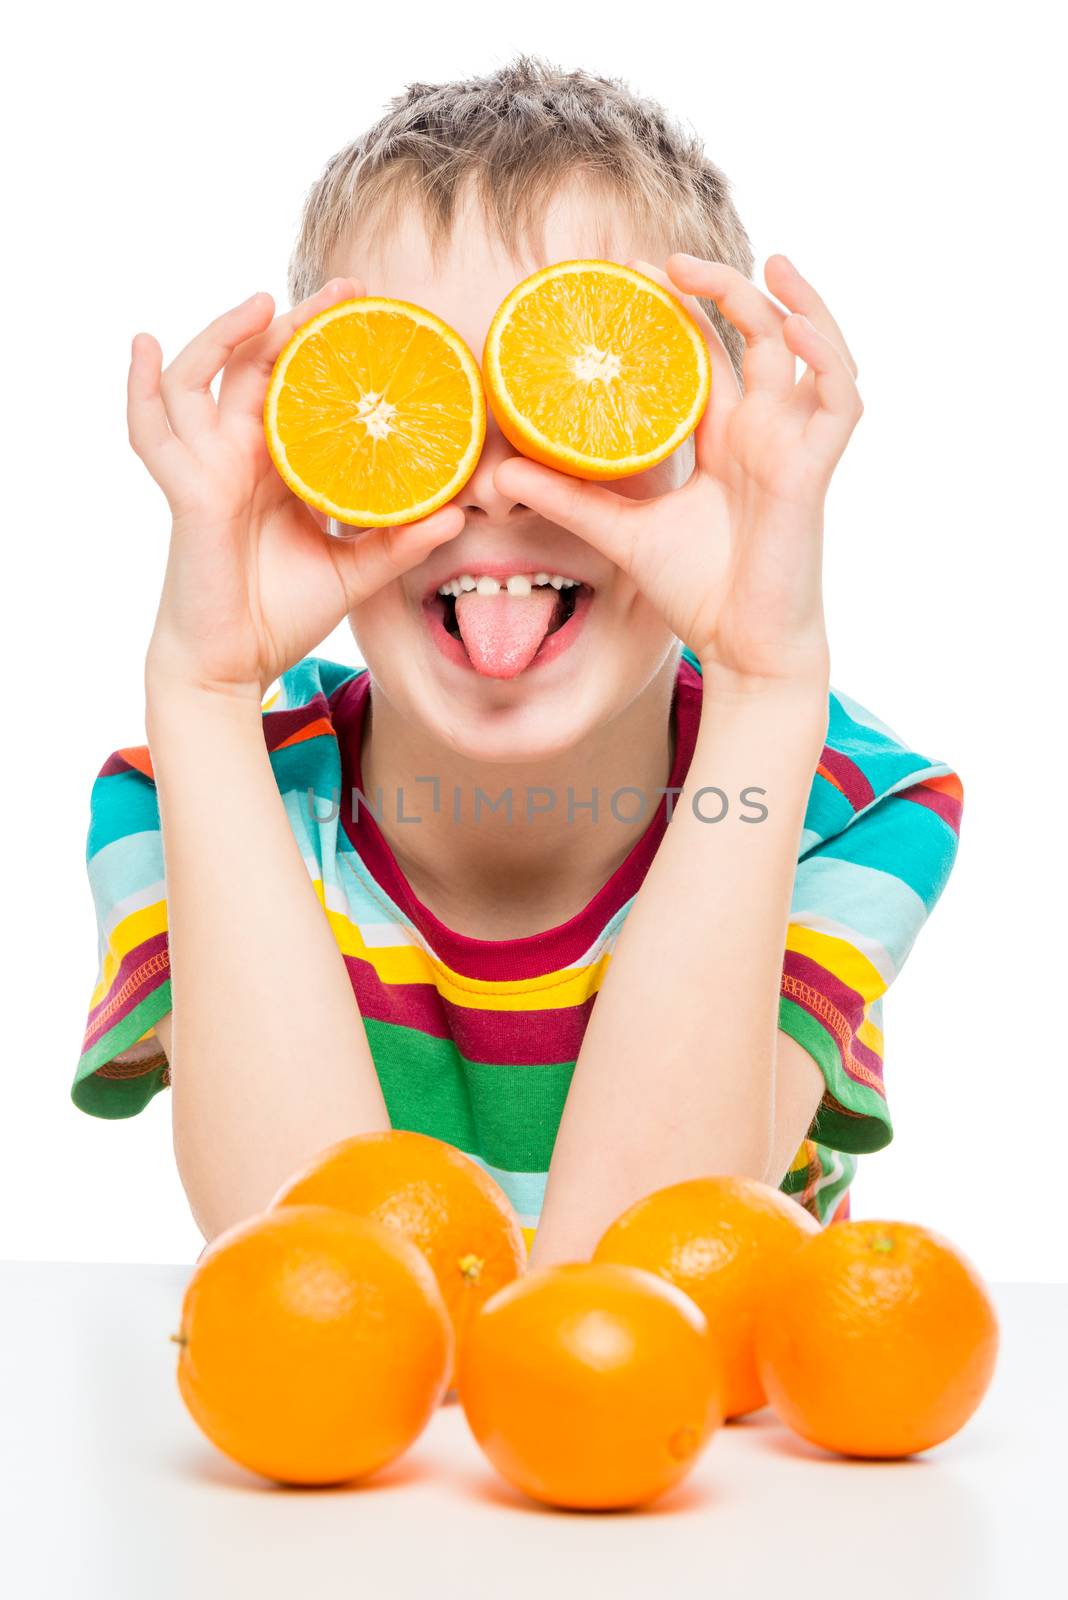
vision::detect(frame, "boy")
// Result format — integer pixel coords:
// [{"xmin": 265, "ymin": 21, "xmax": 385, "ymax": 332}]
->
[{"xmin": 75, "ymin": 60, "xmax": 961, "ymax": 1267}]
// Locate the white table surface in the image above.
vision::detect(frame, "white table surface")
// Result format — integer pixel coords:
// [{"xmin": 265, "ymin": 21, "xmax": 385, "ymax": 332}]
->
[{"xmin": 0, "ymin": 1265, "xmax": 1063, "ymax": 1598}]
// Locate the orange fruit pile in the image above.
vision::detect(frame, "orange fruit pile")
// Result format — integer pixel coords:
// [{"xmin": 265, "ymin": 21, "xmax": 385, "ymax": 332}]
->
[
  {"xmin": 264, "ymin": 297, "xmax": 485, "ymax": 526},
  {"xmin": 483, "ymin": 259, "xmax": 711, "ymax": 480},
  {"xmin": 172, "ymin": 1143, "xmax": 999, "ymax": 1505}
]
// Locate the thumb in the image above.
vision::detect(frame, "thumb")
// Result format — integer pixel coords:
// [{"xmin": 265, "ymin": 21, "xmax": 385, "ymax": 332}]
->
[
  {"xmin": 493, "ymin": 457, "xmax": 638, "ymax": 571},
  {"xmin": 328, "ymin": 504, "xmax": 466, "ymax": 608}
]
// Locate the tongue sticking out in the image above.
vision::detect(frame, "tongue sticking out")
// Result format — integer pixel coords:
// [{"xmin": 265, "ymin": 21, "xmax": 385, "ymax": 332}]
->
[{"xmin": 454, "ymin": 587, "xmax": 563, "ymax": 678}]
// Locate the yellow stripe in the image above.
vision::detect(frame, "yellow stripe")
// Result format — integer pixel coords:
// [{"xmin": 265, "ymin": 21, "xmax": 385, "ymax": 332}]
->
[
  {"xmin": 321, "ymin": 890, "xmax": 612, "ymax": 1010},
  {"xmin": 98, "ymin": 900, "xmax": 169, "ymax": 992},
  {"xmin": 786, "ymin": 923, "xmax": 887, "ymax": 1003},
  {"xmin": 857, "ymin": 1012, "xmax": 885, "ymax": 1056},
  {"xmin": 96, "ymin": 879, "xmax": 610, "ymax": 1014},
  {"xmin": 788, "ymin": 1142, "xmax": 810, "ymax": 1175}
]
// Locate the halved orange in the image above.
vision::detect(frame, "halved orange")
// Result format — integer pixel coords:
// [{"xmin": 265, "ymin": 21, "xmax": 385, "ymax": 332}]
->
[
  {"xmin": 265, "ymin": 298, "xmax": 485, "ymax": 526},
  {"xmin": 483, "ymin": 260, "xmax": 711, "ymax": 481}
]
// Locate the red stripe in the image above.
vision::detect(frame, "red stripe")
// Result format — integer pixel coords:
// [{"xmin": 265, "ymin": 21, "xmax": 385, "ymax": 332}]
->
[
  {"xmin": 345, "ymin": 954, "xmax": 596, "ymax": 1063},
  {"xmin": 83, "ymin": 933, "xmax": 170, "ymax": 1049},
  {"xmin": 263, "ymin": 698, "xmax": 333, "ymax": 754},
  {"xmin": 816, "ymin": 747, "xmax": 876, "ymax": 811},
  {"xmin": 816, "ymin": 761, "xmax": 844, "ymax": 794},
  {"xmin": 98, "ymin": 749, "xmax": 149, "ymax": 779},
  {"xmin": 782, "ymin": 949, "xmax": 885, "ymax": 1097}
]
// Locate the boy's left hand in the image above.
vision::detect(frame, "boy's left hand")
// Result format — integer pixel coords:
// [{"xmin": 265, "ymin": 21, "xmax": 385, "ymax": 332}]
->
[{"xmin": 493, "ymin": 254, "xmax": 862, "ymax": 698}]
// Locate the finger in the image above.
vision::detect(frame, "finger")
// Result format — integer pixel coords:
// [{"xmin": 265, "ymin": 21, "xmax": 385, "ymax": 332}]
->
[
  {"xmin": 159, "ymin": 291, "xmax": 275, "ymax": 441},
  {"xmin": 219, "ymin": 276, "xmax": 365, "ymax": 419},
  {"xmin": 666, "ymin": 255, "xmax": 795, "ymax": 395},
  {"xmin": 330, "ymin": 503, "xmax": 466, "ymax": 607},
  {"xmin": 782, "ymin": 314, "xmax": 864, "ymax": 463},
  {"xmin": 493, "ymin": 457, "xmax": 638, "ymax": 570},
  {"xmin": 127, "ymin": 332, "xmax": 189, "ymax": 497},
  {"xmin": 764, "ymin": 255, "xmax": 858, "ymax": 378}
]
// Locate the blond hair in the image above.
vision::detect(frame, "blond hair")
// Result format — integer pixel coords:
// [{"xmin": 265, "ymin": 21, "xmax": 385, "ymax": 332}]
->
[{"xmin": 288, "ymin": 57, "xmax": 753, "ymax": 379}]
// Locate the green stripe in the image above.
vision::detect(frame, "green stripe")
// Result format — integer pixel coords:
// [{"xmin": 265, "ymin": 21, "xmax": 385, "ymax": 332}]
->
[
  {"xmin": 778, "ymin": 996, "xmax": 892, "ymax": 1154},
  {"xmin": 71, "ymin": 982, "xmax": 172, "ymax": 1118},
  {"xmin": 364, "ymin": 1019, "xmax": 576, "ymax": 1170}
]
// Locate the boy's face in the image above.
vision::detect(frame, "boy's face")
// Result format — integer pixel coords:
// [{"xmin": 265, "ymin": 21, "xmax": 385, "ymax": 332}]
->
[{"xmin": 325, "ymin": 185, "xmax": 688, "ymax": 766}]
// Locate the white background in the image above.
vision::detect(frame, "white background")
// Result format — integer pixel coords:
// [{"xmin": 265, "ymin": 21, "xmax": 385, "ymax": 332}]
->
[{"xmin": 2, "ymin": 0, "xmax": 1063, "ymax": 1279}]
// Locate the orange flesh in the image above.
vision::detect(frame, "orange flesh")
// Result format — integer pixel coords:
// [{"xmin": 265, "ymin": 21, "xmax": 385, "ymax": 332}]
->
[
  {"xmin": 267, "ymin": 302, "xmax": 484, "ymax": 523},
  {"xmin": 486, "ymin": 263, "xmax": 709, "ymax": 476}
]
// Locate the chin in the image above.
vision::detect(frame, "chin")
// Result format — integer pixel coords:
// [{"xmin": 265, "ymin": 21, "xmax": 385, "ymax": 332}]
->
[{"xmin": 354, "ymin": 596, "xmax": 675, "ymax": 768}]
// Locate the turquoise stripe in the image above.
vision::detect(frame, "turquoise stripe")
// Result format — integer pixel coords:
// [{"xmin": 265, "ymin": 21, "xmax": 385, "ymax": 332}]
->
[
  {"xmin": 791, "ymin": 856, "xmax": 928, "ymax": 969},
  {"xmin": 87, "ymin": 770, "xmax": 159, "ymax": 856},
  {"xmin": 817, "ymin": 792, "xmax": 958, "ymax": 908},
  {"xmin": 87, "ymin": 829, "xmax": 164, "ymax": 913},
  {"xmin": 826, "ymin": 693, "xmax": 937, "ymax": 799},
  {"xmin": 829, "ymin": 690, "xmax": 904, "ymax": 745},
  {"xmin": 803, "ymin": 778, "xmax": 856, "ymax": 841},
  {"xmin": 270, "ymin": 743, "xmax": 341, "ymax": 799},
  {"xmin": 277, "ymin": 655, "xmax": 363, "ymax": 709},
  {"xmin": 278, "ymin": 785, "xmax": 347, "ymax": 891},
  {"xmin": 337, "ymin": 837, "xmax": 422, "ymax": 935}
]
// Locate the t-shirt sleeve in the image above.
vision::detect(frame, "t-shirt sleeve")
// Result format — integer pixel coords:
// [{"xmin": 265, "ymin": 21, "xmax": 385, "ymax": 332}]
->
[
  {"xmin": 777, "ymin": 690, "xmax": 963, "ymax": 1155},
  {"xmin": 73, "ymin": 747, "xmax": 172, "ymax": 1117},
  {"xmin": 72, "ymin": 655, "xmax": 362, "ymax": 1120}
]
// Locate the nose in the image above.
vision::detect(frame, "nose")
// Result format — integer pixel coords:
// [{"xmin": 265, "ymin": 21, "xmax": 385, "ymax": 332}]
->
[{"xmin": 458, "ymin": 415, "xmax": 529, "ymax": 522}]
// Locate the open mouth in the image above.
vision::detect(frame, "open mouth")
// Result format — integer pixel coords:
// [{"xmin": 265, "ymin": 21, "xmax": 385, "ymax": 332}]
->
[{"xmin": 423, "ymin": 570, "xmax": 594, "ymax": 679}]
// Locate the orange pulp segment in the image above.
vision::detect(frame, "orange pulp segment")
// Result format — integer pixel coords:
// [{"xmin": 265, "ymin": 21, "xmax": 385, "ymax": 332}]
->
[
  {"xmin": 482, "ymin": 260, "xmax": 710, "ymax": 481},
  {"xmin": 265, "ymin": 298, "xmax": 486, "ymax": 526}
]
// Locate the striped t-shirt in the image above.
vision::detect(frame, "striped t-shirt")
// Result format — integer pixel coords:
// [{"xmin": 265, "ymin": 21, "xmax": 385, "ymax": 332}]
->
[{"xmin": 75, "ymin": 649, "xmax": 962, "ymax": 1251}]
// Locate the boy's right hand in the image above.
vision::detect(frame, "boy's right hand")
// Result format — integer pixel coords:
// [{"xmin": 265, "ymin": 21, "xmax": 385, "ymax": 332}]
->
[{"xmin": 129, "ymin": 278, "xmax": 465, "ymax": 703}]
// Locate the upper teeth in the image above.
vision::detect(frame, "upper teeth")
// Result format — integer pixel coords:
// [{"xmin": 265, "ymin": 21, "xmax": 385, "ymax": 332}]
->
[{"xmin": 437, "ymin": 572, "xmax": 581, "ymax": 597}]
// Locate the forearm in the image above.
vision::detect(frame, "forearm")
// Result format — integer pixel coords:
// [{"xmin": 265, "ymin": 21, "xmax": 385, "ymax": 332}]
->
[
  {"xmin": 530, "ymin": 680, "xmax": 827, "ymax": 1265},
  {"xmin": 147, "ymin": 681, "xmax": 389, "ymax": 1240}
]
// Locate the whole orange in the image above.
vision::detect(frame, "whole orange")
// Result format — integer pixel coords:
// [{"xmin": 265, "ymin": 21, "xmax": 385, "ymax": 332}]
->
[
  {"xmin": 174, "ymin": 1205, "xmax": 452, "ymax": 1484},
  {"xmin": 457, "ymin": 1262, "xmax": 722, "ymax": 1510},
  {"xmin": 270, "ymin": 1130, "xmax": 526, "ymax": 1384},
  {"xmin": 592, "ymin": 1176, "xmax": 819, "ymax": 1418},
  {"xmin": 755, "ymin": 1219, "xmax": 1000, "ymax": 1458}
]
